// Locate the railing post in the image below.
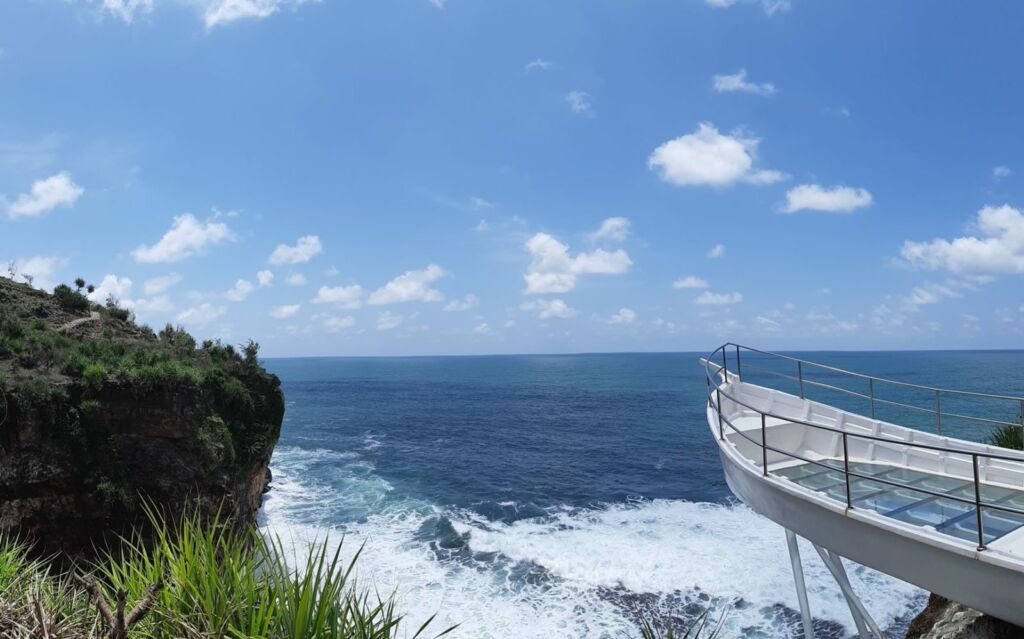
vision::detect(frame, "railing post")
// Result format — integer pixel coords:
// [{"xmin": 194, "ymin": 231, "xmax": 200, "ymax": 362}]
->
[
  {"xmin": 1019, "ymin": 400, "xmax": 1023, "ymax": 448},
  {"xmin": 843, "ymin": 432, "xmax": 852, "ymax": 509},
  {"xmin": 736, "ymin": 344, "xmax": 742, "ymax": 378},
  {"xmin": 716, "ymin": 388, "xmax": 724, "ymax": 440},
  {"xmin": 761, "ymin": 413, "xmax": 768, "ymax": 476},
  {"xmin": 973, "ymin": 453, "xmax": 986, "ymax": 551},
  {"xmin": 868, "ymin": 378, "xmax": 875, "ymax": 419},
  {"xmin": 797, "ymin": 361, "xmax": 805, "ymax": 399},
  {"xmin": 935, "ymin": 390, "xmax": 942, "ymax": 435},
  {"xmin": 722, "ymin": 348, "xmax": 728, "ymax": 381}
]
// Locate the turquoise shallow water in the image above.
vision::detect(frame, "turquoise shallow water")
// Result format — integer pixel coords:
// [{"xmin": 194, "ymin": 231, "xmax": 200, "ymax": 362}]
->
[{"xmin": 259, "ymin": 350, "xmax": 1023, "ymax": 638}]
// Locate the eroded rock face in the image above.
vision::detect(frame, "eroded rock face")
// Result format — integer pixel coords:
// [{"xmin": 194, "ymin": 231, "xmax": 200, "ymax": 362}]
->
[
  {"xmin": 0, "ymin": 371, "xmax": 284, "ymax": 557},
  {"xmin": 905, "ymin": 594, "xmax": 1022, "ymax": 639}
]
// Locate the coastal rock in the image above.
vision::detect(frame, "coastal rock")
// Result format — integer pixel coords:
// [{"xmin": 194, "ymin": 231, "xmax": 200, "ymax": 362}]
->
[
  {"xmin": 905, "ymin": 594, "xmax": 1021, "ymax": 639},
  {"xmin": 0, "ymin": 277, "xmax": 285, "ymax": 557}
]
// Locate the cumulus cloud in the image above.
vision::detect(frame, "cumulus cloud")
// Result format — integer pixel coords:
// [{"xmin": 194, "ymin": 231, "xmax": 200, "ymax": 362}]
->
[
  {"xmin": 99, "ymin": 0, "xmax": 154, "ymax": 22},
  {"xmin": 524, "ymin": 232, "xmax": 631, "ymax": 294},
  {"xmin": 695, "ymin": 291, "xmax": 743, "ymax": 305},
  {"xmin": 708, "ymin": 244, "xmax": 726, "ymax": 259},
  {"xmin": 473, "ymin": 322, "xmax": 491, "ymax": 335},
  {"xmin": 782, "ymin": 184, "xmax": 873, "ymax": 214},
  {"xmin": 270, "ymin": 304, "xmax": 301, "ymax": 319},
  {"xmin": 376, "ymin": 311, "xmax": 403, "ymax": 331},
  {"xmin": 285, "ymin": 273, "xmax": 307, "ymax": 286},
  {"xmin": 204, "ymin": 0, "xmax": 281, "ymax": 28},
  {"xmin": 5, "ymin": 256, "xmax": 65, "ymax": 290},
  {"xmin": 176, "ymin": 303, "xmax": 225, "ymax": 325},
  {"xmin": 6, "ymin": 172, "xmax": 83, "ymax": 218},
  {"xmin": 226, "ymin": 279, "xmax": 254, "ymax": 301},
  {"xmin": 648, "ymin": 123, "xmax": 784, "ymax": 187},
  {"xmin": 525, "ymin": 58, "xmax": 553, "ymax": 72},
  {"xmin": 521, "ymin": 298, "xmax": 575, "ymax": 319},
  {"xmin": 312, "ymin": 284, "xmax": 363, "ymax": 308},
  {"xmin": 900, "ymin": 205, "xmax": 1024, "ymax": 274},
  {"xmin": 566, "ymin": 91, "xmax": 593, "ymax": 116},
  {"xmin": 607, "ymin": 308, "xmax": 637, "ymax": 325},
  {"xmin": 368, "ymin": 264, "xmax": 446, "ymax": 305},
  {"xmin": 587, "ymin": 217, "xmax": 630, "ymax": 243},
  {"xmin": 269, "ymin": 235, "xmax": 323, "ymax": 265},
  {"xmin": 443, "ymin": 294, "xmax": 479, "ymax": 312},
  {"xmin": 994, "ymin": 166, "xmax": 1011, "ymax": 179},
  {"xmin": 706, "ymin": 0, "xmax": 790, "ymax": 14},
  {"xmin": 320, "ymin": 315, "xmax": 354, "ymax": 332},
  {"xmin": 257, "ymin": 270, "xmax": 274, "ymax": 287},
  {"xmin": 712, "ymin": 69, "xmax": 776, "ymax": 96},
  {"xmin": 672, "ymin": 276, "xmax": 709, "ymax": 289},
  {"xmin": 133, "ymin": 214, "xmax": 234, "ymax": 263},
  {"xmin": 143, "ymin": 273, "xmax": 181, "ymax": 296},
  {"xmin": 86, "ymin": 274, "xmax": 133, "ymax": 304}
]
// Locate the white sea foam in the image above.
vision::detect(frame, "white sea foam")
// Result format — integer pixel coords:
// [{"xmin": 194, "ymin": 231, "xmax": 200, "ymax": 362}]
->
[{"xmin": 262, "ymin": 446, "xmax": 926, "ymax": 638}]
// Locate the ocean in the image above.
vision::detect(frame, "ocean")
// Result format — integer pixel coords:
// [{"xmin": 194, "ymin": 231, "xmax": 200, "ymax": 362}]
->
[{"xmin": 258, "ymin": 350, "xmax": 1024, "ymax": 638}]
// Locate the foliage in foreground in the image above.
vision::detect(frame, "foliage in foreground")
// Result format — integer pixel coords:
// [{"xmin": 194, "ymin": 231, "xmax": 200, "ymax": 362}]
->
[
  {"xmin": 988, "ymin": 423, "xmax": 1024, "ymax": 450},
  {"xmin": 637, "ymin": 610, "xmax": 725, "ymax": 639},
  {"xmin": 0, "ymin": 509, "xmax": 455, "ymax": 639}
]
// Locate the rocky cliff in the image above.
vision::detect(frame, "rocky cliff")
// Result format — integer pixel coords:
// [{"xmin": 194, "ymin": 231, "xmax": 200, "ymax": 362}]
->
[
  {"xmin": 0, "ymin": 276, "xmax": 284, "ymax": 556},
  {"xmin": 905, "ymin": 595, "xmax": 1021, "ymax": 639}
]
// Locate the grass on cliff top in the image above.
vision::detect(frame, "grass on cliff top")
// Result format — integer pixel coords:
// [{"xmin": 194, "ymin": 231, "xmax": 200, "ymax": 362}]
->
[{"xmin": 0, "ymin": 507, "xmax": 456, "ymax": 639}]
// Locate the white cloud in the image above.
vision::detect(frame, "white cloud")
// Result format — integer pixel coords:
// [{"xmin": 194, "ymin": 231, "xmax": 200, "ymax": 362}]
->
[
  {"xmin": 143, "ymin": 273, "xmax": 181, "ymax": 296},
  {"xmin": 672, "ymin": 275, "xmax": 709, "ymax": 289},
  {"xmin": 323, "ymin": 315, "xmax": 356, "ymax": 332},
  {"xmin": 376, "ymin": 311, "xmax": 403, "ymax": 331},
  {"xmin": 257, "ymin": 270, "xmax": 274, "ymax": 287},
  {"xmin": 525, "ymin": 58, "xmax": 553, "ymax": 72},
  {"xmin": 226, "ymin": 279, "xmax": 254, "ymax": 302},
  {"xmin": 587, "ymin": 217, "xmax": 630, "ymax": 243},
  {"xmin": 900, "ymin": 205, "xmax": 1024, "ymax": 274},
  {"xmin": 712, "ymin": 69, "xmax": 776, "ymax": 96},
  {"xmin": 86, "ymin": 274, "xmax": 133, "ymax": 304},
  {"xmin": 204, "ymin": 0, "xmax": 278, "ymax": 28},
  {"xmin": 994, "ymin": 166, "xmax": 1011, "ymax": 179},
  {"xmin": 4, "ymin": 256, "xmax": 64, "ymax": 291},
  {"xmin": 504, "ymin": 319, "xmax": 516, "ymax": 328},
  {"xmin": 566, "ymin": 91, "xmax": 593, "ymax": 117},
  {"xmin": 444, "ymin": 294, "xmax": 479, "ymax": 312},
  {"xmin": 6, "ymin": 172, "xmax": 84, "ymax": 218},
  {"xmin": 368, "ymin": 264, "xmax": 446, "ymax": 305},
  {"xmin": 648, "ymin": 123, "xmax": 784, "ymax": 187},
  {"xmin": 473, "ymin": 322, "xmax": 491, "ymax": 335},
  {"xmin": 475, "ymin": 219, "xmax": 490, "ymax": 232},
  {"xmin": 269, "ymin": 235, "xmax": 323, "ymax": 265},
  {"xmin": 270, "ymin": 304, "xmax": 301, "ymax": 319},
  {"xmin": 312, "ymin": 285, "xmax": 363, "ymax": 308},
  {"xmin": 706, "ymin": 0, "xmax": 790, "ymax": 14},
  {"xmin": 134, "ymin": 295, "xmax": 173, "ymax": 314},
  {"xmin": 428, "ymin": 0, "xmax": 445, "ymax": 8},
  {"xmin": 285, "ymin": 273, "xmax": 307, "ymax": 286},
  {"xmin": 524, "ymin": 232, "xmax": 632, "ymax": 294},
  {"xmin": 176, "ymin": 303, "xmax": 225, "ymax": 325},
  {"xmin": 133, "ymin": 214, "xmax": 233, "ymax": 263},
  {"xmin": 470, "ymin": 196, "xmax": 494, "ymax": 209},
  {"xmin": 521, "ymin": 298, "xmax": 575, "ymax": 320},
  {"xmin": 100, "ymin": 0, "xmax": 154, "ymax": 22},
  {"xmin": 695, "ymin": 291, "xmax": 743, "ymax": 305},
  {"xmin": 782, "ymin": 184, "xmax": 873, "ymax": 214},
  {"xmin": 607, "ymin": 308, "xmax": 637, "ymax": 325},
  {"xmin": 708, "ymin": 244, "xmax": 726, "ymax": 259}
]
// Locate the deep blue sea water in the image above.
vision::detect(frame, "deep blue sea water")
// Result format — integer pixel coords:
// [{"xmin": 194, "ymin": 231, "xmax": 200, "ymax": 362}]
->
[{"xmin": 259, "ymin": 350, "xmax": 1024, "ymax": 639}]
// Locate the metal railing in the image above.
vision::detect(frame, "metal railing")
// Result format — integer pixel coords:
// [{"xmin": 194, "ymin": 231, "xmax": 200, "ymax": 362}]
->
[{"xmin": 704, "ymin": 343, "xmax": 1024, "ymax": 553}]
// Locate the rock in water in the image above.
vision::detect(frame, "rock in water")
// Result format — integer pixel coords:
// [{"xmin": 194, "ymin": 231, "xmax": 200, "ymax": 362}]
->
[{"xmin": 905, "ymin": 594, "xmax": 1022, "ymax": 639}]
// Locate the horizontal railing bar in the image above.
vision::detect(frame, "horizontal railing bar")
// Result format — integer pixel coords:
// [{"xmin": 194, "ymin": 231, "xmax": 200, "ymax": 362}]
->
[
  {"xmin": 729, "ymin": 342, "xmax": 1024, "ymax": 402},
  {"xmin": 712, "ymin": 396, "xmax": 1024, "ymax": 520}
]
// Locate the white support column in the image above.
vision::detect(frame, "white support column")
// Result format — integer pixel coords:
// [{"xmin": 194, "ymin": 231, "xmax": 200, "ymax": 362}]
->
[
  {"xmin": 785, "ymin": 529, "xmax": 815, "ymax": 639},
  {"xmin": 812, "ymin": 544, "xmax": 885, "ymax": 638}
]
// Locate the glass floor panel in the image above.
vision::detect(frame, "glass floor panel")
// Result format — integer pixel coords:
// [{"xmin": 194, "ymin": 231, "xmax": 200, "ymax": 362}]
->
[{"xmin": 774, "ymin": 460, "xmax": 1024, "ymax": 545}]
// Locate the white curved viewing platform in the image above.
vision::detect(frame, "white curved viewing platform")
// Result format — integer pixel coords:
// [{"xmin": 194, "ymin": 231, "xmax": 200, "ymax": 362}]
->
[{"xmin": 703, "ymin": 344, "xmax": 1024, "ymax": 636}]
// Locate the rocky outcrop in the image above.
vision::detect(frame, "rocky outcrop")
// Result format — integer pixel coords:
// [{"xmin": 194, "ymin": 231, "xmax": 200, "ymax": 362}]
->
[
  {"xmin": 905, "ymin": 594, "xmax": 1022, "ymax": 639},
  {"xmin": 0, "ymin": 276, "xmax": 284, "ymax": 557}
]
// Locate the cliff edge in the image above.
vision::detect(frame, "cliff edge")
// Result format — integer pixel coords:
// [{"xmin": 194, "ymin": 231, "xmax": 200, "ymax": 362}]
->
[{"xmin": 0, "ymin": 276, "xmax": 284, "ymax": 556}]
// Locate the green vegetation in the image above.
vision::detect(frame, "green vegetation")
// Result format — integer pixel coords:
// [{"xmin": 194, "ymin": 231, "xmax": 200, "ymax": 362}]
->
[
  {"xmin": 988, "ymin": 423, "xmax": 1024, "ymax": 450},
  {"xmin": 0, "ymin": 509, "xmax": 455, "ymax": 639},
  {"xmin": 638, "ymin": 610, "xmax": 725, "ymax": 639}
]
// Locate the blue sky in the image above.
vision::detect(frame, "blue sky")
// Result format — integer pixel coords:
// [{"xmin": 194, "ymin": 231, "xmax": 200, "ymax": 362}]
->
[{"xmin": 2, "ymin": 1, "xmax": 1024, "ymax": 356}]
